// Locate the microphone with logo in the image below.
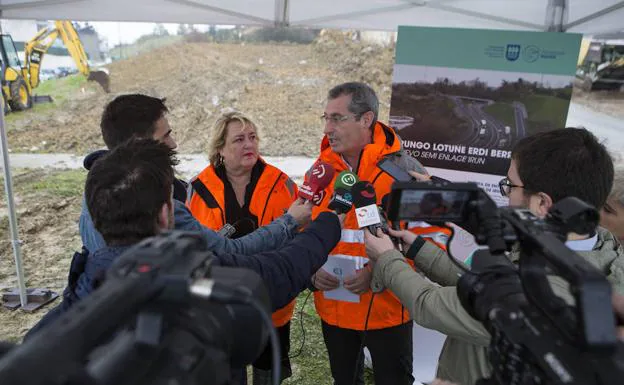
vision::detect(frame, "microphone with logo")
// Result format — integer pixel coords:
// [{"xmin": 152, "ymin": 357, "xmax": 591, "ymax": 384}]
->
[
  {"xmin": 328, "ymin": 171, "xmax": 359, "ymax": 214},
  {"xmin": 299, "ymin": 161, "xmax": 335, "ymax": 205},
  {"xmin": 352, "ymin": 182, "xmax": 402, "ymax": 248},
  {"xmin": 351, "ymin": 181, "xmax": 386, "ymax": 235}
]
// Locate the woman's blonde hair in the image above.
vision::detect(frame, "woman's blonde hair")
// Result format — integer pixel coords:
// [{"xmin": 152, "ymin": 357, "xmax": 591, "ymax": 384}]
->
[{"xmin": 208, "ymin": 110, "xmax": 260, "ymax": 166}]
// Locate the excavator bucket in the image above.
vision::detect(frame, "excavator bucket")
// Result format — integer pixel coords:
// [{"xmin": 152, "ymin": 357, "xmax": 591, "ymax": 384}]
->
[{"xmin": 87, "ymin": 69, "xmax": 111, "ymax": 93}]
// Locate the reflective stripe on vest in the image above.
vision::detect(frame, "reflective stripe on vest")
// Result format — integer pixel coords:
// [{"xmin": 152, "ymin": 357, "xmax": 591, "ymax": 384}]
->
[
  {"xmin": 340, "ymin": 229, "xmax": 365, "ymax": 245},
  {"xmin": 407, "ymin": 222, "xmax": 452, "ymax": 250}
]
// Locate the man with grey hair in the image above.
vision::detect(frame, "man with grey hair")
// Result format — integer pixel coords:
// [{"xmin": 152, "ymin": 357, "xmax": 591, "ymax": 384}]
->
[
  {"xmin": 602, "ymin": 163, "xmax": 624, "ymax": 242},
  {"xmin": 307, "ymin": 82, "xmax": 426, "ymax": 385}
]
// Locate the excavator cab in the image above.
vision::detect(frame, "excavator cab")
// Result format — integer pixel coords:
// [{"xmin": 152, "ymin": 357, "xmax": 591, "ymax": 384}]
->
[{"xmin": 0, "ymin": 34, "xmax": 33, "ymax": 111}]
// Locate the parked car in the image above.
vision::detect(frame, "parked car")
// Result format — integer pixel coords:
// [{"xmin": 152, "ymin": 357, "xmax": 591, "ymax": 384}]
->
[{"xmin": 39, "ymin": 69, "xmax": 57, "ymax": 82}]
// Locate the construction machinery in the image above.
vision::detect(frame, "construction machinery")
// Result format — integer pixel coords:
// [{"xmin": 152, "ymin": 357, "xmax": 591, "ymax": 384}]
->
[
  {"xmin": 576, "ymin": 38, "xmax": 624, "ymax": 92},
  {"xmin": 1, "ymin": 20, "xmax": 110, "ymax": 112}
]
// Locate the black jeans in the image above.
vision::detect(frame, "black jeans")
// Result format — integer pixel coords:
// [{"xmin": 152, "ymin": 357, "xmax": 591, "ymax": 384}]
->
[
  {"xmin": 321, "ymin": 321, "xmax": 414, "ymax": 385},
  {"xmin": 253, "ymin": 322, "xmax": 292, "ymax": 376}
]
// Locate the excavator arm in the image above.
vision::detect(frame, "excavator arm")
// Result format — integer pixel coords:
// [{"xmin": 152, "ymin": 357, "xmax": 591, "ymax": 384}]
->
[{"xmin": 23, "ymin": 21, "xmax": 109, "ymax": 92}]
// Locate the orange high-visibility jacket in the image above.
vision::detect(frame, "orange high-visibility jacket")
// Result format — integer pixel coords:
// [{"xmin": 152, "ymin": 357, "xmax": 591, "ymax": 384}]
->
[
  {"xmin": 187, "ymin": 159, "xmax": 298, "ymax": 327},
  {"xmin": 310, "ymin": 121, "xmax": 414, "ymax": 330},
  {"xmin": 407, "ymin": 222, "xmax": 453, "ymax": 250}
]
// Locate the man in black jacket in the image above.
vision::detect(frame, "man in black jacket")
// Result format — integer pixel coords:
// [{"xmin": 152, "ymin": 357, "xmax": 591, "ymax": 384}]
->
[{"xmin": 27, "ymin": 139, "xmax": 342, "ymax": 346}]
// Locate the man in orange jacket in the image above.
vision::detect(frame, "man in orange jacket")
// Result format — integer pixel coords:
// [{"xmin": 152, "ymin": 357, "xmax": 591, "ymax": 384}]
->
[{"xmin": 309, "ymin": 82, "xmax": 424, "ymax": 385}]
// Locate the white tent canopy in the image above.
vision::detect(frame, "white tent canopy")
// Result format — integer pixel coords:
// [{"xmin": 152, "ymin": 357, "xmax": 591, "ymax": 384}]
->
[{"xmin": 0, "ymin": 0, "xmax": 623, "ymax": 34}]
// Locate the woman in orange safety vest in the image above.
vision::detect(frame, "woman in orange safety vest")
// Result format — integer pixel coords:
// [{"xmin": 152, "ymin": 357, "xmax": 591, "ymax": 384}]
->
[{"xmin": 187, "ymin": 111, "xmax": 297, "ymax": 385}]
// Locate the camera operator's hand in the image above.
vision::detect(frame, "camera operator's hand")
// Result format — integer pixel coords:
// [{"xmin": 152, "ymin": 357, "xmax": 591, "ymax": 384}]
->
[
  {"xmin": 311, "ymin": 268, "xmax": 340, "ymax": 291},
  {"xmin": 386, "ymin": 228, "xmax": 418, "ymax": 249},
  {"xmin": 344, "ymin": 267, "xmax": 372, "ymax": 295},
  {"xmin": 408, "ymin": 170, "xmax": 431, "ymax": 181},
  {"xmin": 613, "ymin": 293, "xmax": 624, "ymax": 340},
  {"xmin": 364, "ymin": 228, "xmax": 396, "ymax": 261},
  {"xmin": 287, "ymin": 198, "xmax": 313, "ymax": 226}
]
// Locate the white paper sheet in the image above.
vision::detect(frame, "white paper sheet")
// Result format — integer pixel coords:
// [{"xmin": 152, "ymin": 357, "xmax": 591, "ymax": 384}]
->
[{"xmin": 321, "ymin": 256, "xmax": 360, "ymax": 303}]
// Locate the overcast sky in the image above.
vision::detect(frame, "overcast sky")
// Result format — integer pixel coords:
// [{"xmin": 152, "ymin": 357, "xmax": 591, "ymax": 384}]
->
[
  {"xmin": 89, "ymin": 21, "xmax": 218, "ymax": 47},
  {"xmin": 392, "ymin": 64, "xmax": 574, "ymax": 89}
]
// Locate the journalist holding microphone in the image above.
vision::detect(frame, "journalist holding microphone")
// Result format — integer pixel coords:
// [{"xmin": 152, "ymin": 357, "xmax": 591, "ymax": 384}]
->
[
  {"xmin": 186, "ymin": 110, "xmax": 300, "ymax": 385},
  {"xmin": 26, "ymin": 139, "xmax": 344, "ymax": 353},
  {"xmin": 365, "ymin": 128, "xmax": 624, "ymax": 385}
]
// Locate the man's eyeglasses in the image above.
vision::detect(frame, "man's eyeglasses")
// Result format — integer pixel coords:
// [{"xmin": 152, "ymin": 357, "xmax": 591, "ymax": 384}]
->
[
  {"xmin": 320, "ymin": 113, "xmax": 358, "ymax": 125},
  {"xmin": 499, "ymin": 177, "xmax": 524, "ymax": 197}
]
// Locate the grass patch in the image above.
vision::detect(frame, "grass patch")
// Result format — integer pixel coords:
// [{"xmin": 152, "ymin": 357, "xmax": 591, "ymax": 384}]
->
[
  {"xmin": 486, "ymin": 95, "xmax": 571, "ymax": 137},
  {"xmin": 4, "ymin": 74, "xmax": 92, "ymax": 125},
  {"xmin": 283, "ymin": 291, "xmax": 331, "ymax": 384},
  {"xmin": 35, "ymin": 74, "xmax": 89, "ymax": 103},
  {"xmin": 275, "ymin": 291, "xmax": 375, "ymax": 384},
  {"xmin": 484, "ymin": 102, "xmax": 515, "ymax": 128},
  {"xmin": 518, "ymin": 95, "xmax": 570, "ymax": 135},
  {"xmin": 26, "ymin": 169, "xmax": 86, "ymax": 198}
]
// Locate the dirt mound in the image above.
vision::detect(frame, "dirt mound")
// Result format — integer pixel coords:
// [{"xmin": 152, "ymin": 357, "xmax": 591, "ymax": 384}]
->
[
  {"xmin": 312, "ymin": 30, "xmax": 394, "ymax": 117},
  {"xmin": 0, "ymin": 169, "xmax": 84, "ymax": 341},
  {"xmin": 7, "ymin": 39, "xmax": 395, "ymax": 157}
]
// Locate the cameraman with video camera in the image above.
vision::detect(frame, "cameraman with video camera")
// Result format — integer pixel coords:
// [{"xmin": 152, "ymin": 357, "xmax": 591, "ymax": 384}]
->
[
  {"xmin": 23, "ymin": 138, "xmax": 343, "ymax": 380},
  {"xmin": 365, "ymin": 128, "xmax": 624, "ymax": 385}
]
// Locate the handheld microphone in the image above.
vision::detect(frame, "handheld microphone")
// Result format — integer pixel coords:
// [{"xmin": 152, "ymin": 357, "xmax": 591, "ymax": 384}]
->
[
  {"xmin": 328, "ymin": 171, "xmax": 359, "ymax": 214},
  {"xmin": 351, "ymin": 181, "xmax": 384, "ymax": 234},
  {"xmin": 299, "ymin": 161, "xmax": 335, "ymax": 205},
  {"xmin": 380, "ymin": 193, "xmax": 402, "ymax": 250},
  {"xmin": 311, "ymin": 190, "xmax": 326, "ymax": 206},
  {"xmin": 218, "ymin": 223, "xmax": 236, "ymax": 238}
]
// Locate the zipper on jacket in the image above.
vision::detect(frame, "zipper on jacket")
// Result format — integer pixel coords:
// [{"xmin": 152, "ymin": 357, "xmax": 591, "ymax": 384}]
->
[{"xmin": 259, "ymin": 172, "xmax": 283, "ymax": 224}]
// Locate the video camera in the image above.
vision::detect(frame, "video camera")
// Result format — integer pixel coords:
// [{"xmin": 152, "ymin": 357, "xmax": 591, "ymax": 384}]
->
[
  {"xmin": 0, "ymin": 231, "xmax": 277, "ymax": 385},
  {"xmin": 386, "ymin": 180, "xmax": 624, "ymax": 385}
]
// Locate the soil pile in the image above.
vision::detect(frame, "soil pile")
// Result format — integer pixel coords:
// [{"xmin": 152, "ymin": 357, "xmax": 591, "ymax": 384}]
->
[{"xmin": 7, "ymin": 34, "xmax": 395, "ymax": 157}]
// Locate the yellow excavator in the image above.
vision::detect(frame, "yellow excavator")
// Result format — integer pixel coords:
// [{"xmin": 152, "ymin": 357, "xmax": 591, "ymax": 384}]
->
[
  {"xmin": 1, "ymin": 20, "xmax": 110, "ymax": 112},
  {"xmin": 576, "ymin": 37, "xmax": 624, "ymax": 92}
]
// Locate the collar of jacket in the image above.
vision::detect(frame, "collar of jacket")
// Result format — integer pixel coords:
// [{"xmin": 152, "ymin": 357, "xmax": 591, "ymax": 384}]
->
[
  {"xmin": 318, "ymin": 121, "xmax": 400, "ymax": 173},
  {"xmin": 195, "ymin": 157, "xmax": 270, "ymax": 202},
  {"xmin": 508, "ymin": 226, "xmax": 619, "ymax": 264},
  {"xmin": 83, "ymin": 149, "xmax": 109, "ymax": 170}
]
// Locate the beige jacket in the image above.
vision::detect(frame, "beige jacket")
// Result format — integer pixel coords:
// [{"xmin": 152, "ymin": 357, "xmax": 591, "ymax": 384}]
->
[{"xmin": 371, "ymin": 227, "xmax": 624, "ymax": 385}]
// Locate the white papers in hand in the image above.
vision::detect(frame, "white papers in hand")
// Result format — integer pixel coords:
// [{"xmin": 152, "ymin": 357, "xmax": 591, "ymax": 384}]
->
[{"xmin": 321, "ymin": 256, "xmax": 360, "ymax": 303}]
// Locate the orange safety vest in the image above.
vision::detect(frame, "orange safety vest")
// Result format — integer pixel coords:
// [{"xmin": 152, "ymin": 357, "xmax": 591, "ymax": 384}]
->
[
  {"xmin": 406, "ymin": 221, "xmax": 453, "ymax": 251},
  {"xmin": 309, "ymin": 121, "xmax": 413, "ymax": 331},
  {"xmin": 187, "ymin": 159, "xmax": 298, "ymax": 327}
]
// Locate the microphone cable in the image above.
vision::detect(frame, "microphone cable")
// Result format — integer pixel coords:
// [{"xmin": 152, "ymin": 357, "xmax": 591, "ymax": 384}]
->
[
  {"xmin": 352, "ymin": 292, "xmax": 376, "ymax": 385},
  {"xmin": 288, "ymin": 289, "xmax": 314, "ymax": 359}
]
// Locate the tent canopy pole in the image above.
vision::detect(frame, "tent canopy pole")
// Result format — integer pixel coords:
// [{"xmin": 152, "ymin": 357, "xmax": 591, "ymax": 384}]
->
[{"xmin": 0, "ymin": 95, "xmax": 27, "ymax": 308}]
